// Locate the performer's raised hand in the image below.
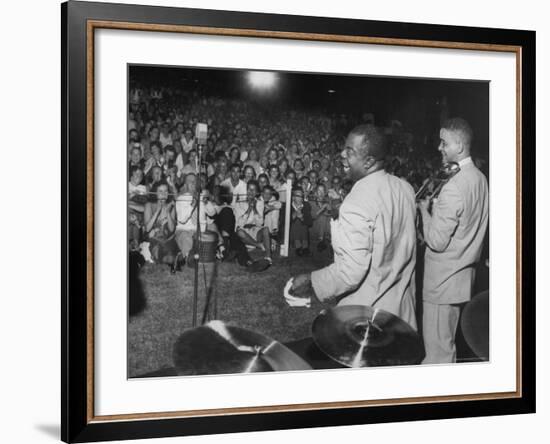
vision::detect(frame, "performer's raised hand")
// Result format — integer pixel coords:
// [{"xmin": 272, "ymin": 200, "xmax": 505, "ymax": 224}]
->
[{"xmin": 283, "ymin": 273, "xmax": 314, "ymax": 307}]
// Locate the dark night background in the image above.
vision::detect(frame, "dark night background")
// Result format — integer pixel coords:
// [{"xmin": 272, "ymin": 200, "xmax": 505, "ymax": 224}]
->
[{"xmin": 130, "ymin": 65, "xmax": 489, "ymax": 160}]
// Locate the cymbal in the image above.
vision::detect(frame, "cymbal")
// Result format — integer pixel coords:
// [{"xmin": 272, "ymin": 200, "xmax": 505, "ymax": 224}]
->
[
  {"xmin": 460, "ymin": 290, "xmax": 489, "ymax": 360},
  {"xmin": 173, "ymin": 320, "xmax": 312, "ymax": 375},
  {"xmin": 312, "ymin": 305, "xmax": 424, "ymax": 367}
]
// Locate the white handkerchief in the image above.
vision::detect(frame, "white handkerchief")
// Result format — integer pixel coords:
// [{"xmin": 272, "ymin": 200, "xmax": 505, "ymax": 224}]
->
[{"xmin": 283, "ymin": 278, "xmax": 311, "ymax": 307}]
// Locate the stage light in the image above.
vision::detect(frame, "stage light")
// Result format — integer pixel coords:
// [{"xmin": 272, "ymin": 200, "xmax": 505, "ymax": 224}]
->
[
  {"xmin": 328, "ymin": 89, "xmax": 336, "ymax": 94},
  {"xmin": 247, "ymin": 71, "xmax": 278, "ymax": 90}
]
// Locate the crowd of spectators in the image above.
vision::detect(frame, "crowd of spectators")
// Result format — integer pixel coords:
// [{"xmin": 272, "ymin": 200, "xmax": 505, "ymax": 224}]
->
[{"xmin": 127, "ymin": 81, "xmax": 476, "ymax": 271}]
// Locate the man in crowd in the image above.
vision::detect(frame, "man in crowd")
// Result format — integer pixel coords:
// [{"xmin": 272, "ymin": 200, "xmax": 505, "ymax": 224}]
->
[
  {"xmin": 221, "ymin": 163, "xmax": 247, "ymax": 205},
  {"xmin": 287, "ymin": 125, "xmax": 418, "ymax": 330},
  {"xmin": 174, "ymin": 174, "xmax": 216, "ymax": 268},
  {"xmin": 417, "ymin": 117, "xmax": 488, "ymax": 364},
  {"xmin": 181, "ymin": 129, "xmax": 195, "ymax": 154}
]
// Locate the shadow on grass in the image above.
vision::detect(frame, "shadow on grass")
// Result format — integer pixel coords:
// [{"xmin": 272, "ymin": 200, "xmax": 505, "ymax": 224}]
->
[{"xmin": 128, "ymin": 250, "xmax": 333, "ymax": 377}]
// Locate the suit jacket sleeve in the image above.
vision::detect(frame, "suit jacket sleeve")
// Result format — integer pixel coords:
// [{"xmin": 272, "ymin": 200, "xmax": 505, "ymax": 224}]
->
[
  {"xmin": 311, "ymin": 201, "xmax": 375, "ymax": 302},
  {"xmin": 422, "ymin": 181, "xmax": 463, "ymax": 253}
]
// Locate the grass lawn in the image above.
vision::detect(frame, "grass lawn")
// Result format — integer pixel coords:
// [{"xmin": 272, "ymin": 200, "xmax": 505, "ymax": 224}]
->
[{"xmin": 128, "ymin": 248, "xmax": 333, "ymax": 377}]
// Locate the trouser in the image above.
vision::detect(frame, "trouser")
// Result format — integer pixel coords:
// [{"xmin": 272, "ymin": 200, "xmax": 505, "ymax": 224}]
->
[
  {"xmin": 214, "ymin": 208, "xmax": 252, "ymax": 266},
  {"xmin": 227, "ymin": 233, "xmax": 252, "ymax": 266},
  {"xmin": 149, "ymin": 237, "xmax": 178, "ymax": 264},
  {"xmin": 175, "ymin": 230, "xmax": 194, "ymax": 258},
  {"xmin": 422, "ymin": 301, "xmax": 461, "ymax": 364}
]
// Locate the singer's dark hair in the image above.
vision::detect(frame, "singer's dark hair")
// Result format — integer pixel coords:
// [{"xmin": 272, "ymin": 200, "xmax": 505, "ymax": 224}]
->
[{"xmin": 348, "ymin": 124, "xmax": 387, "ymax": 161}]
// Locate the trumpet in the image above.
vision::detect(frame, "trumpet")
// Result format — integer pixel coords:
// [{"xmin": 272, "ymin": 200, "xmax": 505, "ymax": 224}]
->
[
  {"xmin": 416, "ymin": 162, "xmax": 461, "ymax": 245},
  {"xmin": 416, "ymin": 162, "xmax": 461, "ymax": 203}
]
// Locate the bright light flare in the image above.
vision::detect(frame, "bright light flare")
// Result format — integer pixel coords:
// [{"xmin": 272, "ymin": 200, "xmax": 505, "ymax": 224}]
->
[{"xmin": 247, "ymin": 71, "xmax": 278, "ymax": 90}]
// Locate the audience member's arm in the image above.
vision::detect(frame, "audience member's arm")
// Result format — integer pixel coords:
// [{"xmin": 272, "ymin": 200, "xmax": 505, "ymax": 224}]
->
[
  {"xmin": 144, "ymin": 203, "xmax": 160, "ymax": 233},
  {"xmin": 129, "ymin": 201, "xmax": 145, "ymax": 213},
  {"xmin": 166, "ymin": 203, "xmax": 176, "ymax": 233}
]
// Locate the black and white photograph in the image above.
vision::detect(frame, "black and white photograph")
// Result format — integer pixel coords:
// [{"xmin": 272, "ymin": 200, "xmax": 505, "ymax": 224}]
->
[
  {"xmin": 1, "ymin": 0, "xmax": 543, "ymax": 442},
  {"xmin": 127, "ymin": 64, "xmax": 489, "ymax": 378}
]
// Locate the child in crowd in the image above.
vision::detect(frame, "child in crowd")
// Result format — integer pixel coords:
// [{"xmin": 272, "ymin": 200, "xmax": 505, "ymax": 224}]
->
[
  {"xmin": 261, "ymin": 185, "xmax": 282, "ymax": 252},
  {"xmin": 310, "ymin": 184, "xmax": 331, "ymax": 252},
  {"xmin": 289, "ymin": 188, "xmax": 312, "ymax": 256}
]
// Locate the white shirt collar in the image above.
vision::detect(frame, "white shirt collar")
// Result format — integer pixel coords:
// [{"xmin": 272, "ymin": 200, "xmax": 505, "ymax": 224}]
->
[{"xmin": 458, "ymin": 156, "xmax": 473, "ymax": 167}]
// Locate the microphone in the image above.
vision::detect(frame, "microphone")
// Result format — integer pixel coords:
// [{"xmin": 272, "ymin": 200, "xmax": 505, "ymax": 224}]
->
[
  {"xmin": 192, "ymin": 122, "xmax": 208, "ymax": 327},
  {"xmin": 195, "ymin": 123, "xmax": 208, "ymax": 146},
  {"xmin": 195, "ymin": 123, "xmax": 208, "ymax": 173}
]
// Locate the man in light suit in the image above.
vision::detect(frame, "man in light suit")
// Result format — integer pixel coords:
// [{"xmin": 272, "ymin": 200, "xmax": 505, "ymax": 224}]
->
[
  {"xmin": 418, "ymin": 117, "xmax": 488, "ymax": 364},
  {"xmin": 288, "ymin": 125, "xmax": 418, "ymax": 330}
]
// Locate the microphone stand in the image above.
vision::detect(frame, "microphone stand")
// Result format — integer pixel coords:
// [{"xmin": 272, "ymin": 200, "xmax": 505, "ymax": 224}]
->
[{"xmin": 191, "ymin": 141, "xmax": 203, "ymax": 327}]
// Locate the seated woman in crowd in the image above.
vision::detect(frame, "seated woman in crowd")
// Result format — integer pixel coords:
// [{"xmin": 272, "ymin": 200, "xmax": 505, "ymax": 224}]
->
[
  {"xmin": 267, "ymin": 147, "xmax": 279, "ymax": 167},
  {"xmin": 172, "ymin": 139, "xmax": 183, "ymax": 159},
  {"xmin": 242, "ymin": 165, "xmax": 256, "ymax": 184},
  {"xmin": 328, "ymin": 175, "xmax": 343, "ymax": 201},
  {"xmin": 293, "ymin": 158, "xmax": 305, "ymax": 178},
  {"xmin": 257, "ymin": 173, "xmax": 270, "ymax": 192},
  {"xmin": 143, "ymin": 182, "xmax": 178, "ymax": 267},
  {"xmin": 261, "ymin": 185, "xmax": 282, "ymax": 251},
  {"xmin": 165, "ymin": 165, "xmax": 180, "ymax": 196},
  {"xmin": 268, "ymin": 165, "xmax": 282, "ymax": 194},
  {"xmin": 144, "ymin": 142, "xmax": 164, "ymax": 175},
  {"xmin": 147, "ymin": 165, "xmax": 164, "ymax": 191},
  {"xmin": 311, "ymin": 159, "xmax": 322, "ymax": 174},
  {"xmin": 181, "ymin": 149, "xmax": 199, "ymax": 176},
  {"xmin": 277, "ymin": 145, "xmax": 286, "ymax": 161},
  {"xmin": 234, "ymin": 180, "xmax": 272, "ymax": 265},
  {"xmin": 200, "ymin": 188, "xmax": 225, "ymax": 260},
  {"xmin": 259, "ymin": 156, "xmax": 269, "ymax": 175},
  {"xmin": 163, "ymin": 145, "xmax": 176, "ymax": 172},
  {"xmin": 299, "ymin": 176, "xmax": 313, "ymax": 201},
  {"xmin": 278, "ymin": 158, "xmax": 290, "ymax": 178},
  {"xmin": 128, "ymin": 166, "xmax": 147, "ymax": 250},
  {"xmin": 289, "ymin": 188, "xmax": 312, "ymax": 256},
  {"xmin": 320, "ymin": 156, "xmax": 332, "ymax": 176},
  {"xmin": 229, "ymin": 146, "xmax": 242, "ymax": 167},
  {"xmin": 307, "ymin": 169, "xmax": 319, "ymax": 187},
  {"xmin": 129, "ymin": 146, "xmax": 145, "ymax": 174},
  {"xmin": 244, "ymin": 148, "xmax": 261, "ymax": 175},
  {"xmin": 285, "ymin": 170, "xmax": 297, "ymax": 187},
  {"xmin": 214, "ymin": 157, "xmax": 229, "ymax": 183},
  {"xmin": 129, "ymin": 166, "xmax": 146, "ymax": 202}
]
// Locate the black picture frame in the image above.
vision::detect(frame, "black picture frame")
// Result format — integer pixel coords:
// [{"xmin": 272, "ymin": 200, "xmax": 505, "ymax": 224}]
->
[{"xmin": 62, "ymin": 1, "xmax": 536, "ymax": 442}]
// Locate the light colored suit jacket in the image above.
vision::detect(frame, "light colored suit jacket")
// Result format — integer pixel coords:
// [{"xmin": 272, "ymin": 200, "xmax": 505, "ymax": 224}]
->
[
  {"xmin": 311, "ymin": 170, "xmax": 418, "ymax": 329},
  {"xmin": 422, "ymin": 159, "xmax": 488, "ymax": 304}
]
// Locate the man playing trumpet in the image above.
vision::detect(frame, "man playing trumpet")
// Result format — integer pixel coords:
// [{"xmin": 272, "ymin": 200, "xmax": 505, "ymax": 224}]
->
[{"xmin": 418, "ymin": 117, "xmax": 488, "ymax": 364}]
